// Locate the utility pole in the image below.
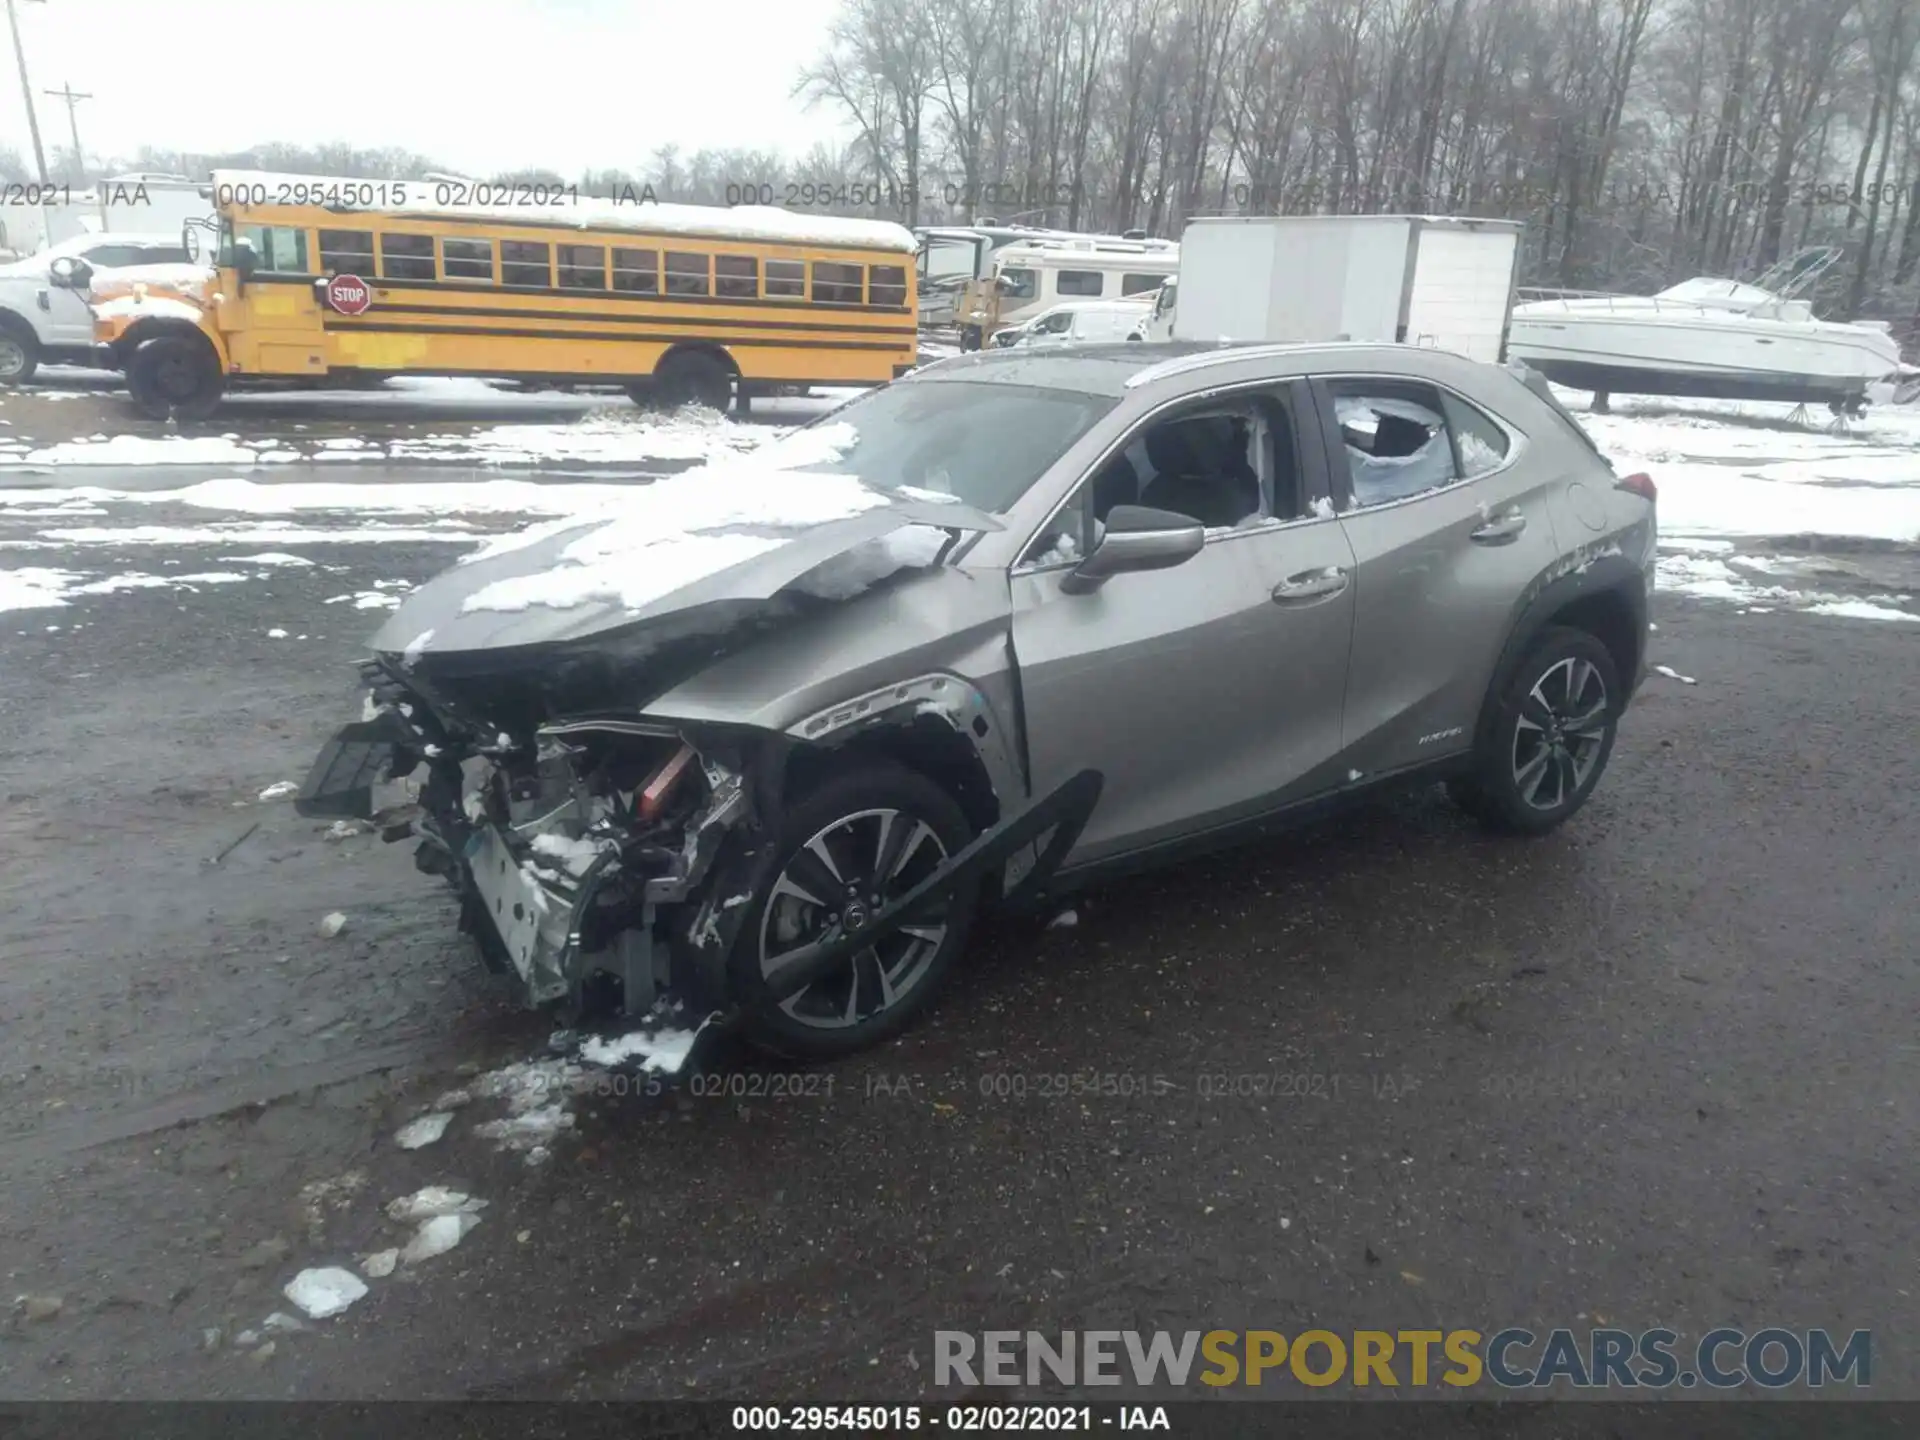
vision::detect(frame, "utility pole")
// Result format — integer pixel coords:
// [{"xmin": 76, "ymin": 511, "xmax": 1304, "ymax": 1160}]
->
[
  {"xmin": 43, "ymin": 80, "xmax": 86, "ymax": 182},
  {"xmin": 5, "ymin": 0, "xmax": 48, "ymax": 185}
]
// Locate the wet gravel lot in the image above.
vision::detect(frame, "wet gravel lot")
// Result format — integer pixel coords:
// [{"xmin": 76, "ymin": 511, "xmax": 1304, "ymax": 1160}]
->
[{"xmin": 2, "ymin": 514, "xmax": 1915, "ymax": 1403}]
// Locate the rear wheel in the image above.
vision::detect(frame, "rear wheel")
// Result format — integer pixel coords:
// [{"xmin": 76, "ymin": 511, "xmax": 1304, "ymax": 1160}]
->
[
  {"xmin": 127, "ymin": 332, "xmax": 224, "ymax": 420},
  {"xmin": 726, "ymin": 760, "xmax": 978, "ymax": 1059},
  {"xmin": 0, "ymin": 323, "xmax": 39, "ymax": 385},
  {"xmin": 651, "ymin": 350, "xmax": 733, "ymax": 412},
  {"xmin": 1450, "ymin": 626, "xmax": 1621, "ymax": 835}
]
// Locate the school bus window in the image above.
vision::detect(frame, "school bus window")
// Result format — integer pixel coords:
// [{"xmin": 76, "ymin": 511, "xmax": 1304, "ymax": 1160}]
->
[
  {"xmin": 611, "ymin": 247, "xmax": 658, "ymax": 294},
  {"xmin": 318, "ymin": 229, "xmax": 374, "ymax": 275},
  {"xmin": 380, "ymin": 233, "xmax": 436, "ymax": 282},
  {"xmin": 502, "ymin": 240, "xmax": 551, "ymax": 287},
  {"xmin": 442, "ymin": 237, "xmax": 493, "ymax": 281},
  {"xmin": 229, "ymin": 225, "xmax": 308, "ymax": 273},
  {"xmin": 715, "ymin": 255, "xmax": 757, "ymax": 298},
  {"xmin": 869, "ymin": 264, "xmax": 907, "ymax": 307},
  {"xmin": 812, "ymin": 261, "xmax": 863, "ymax": 304},
  {"xmin": 765, "ymin": 258, "xmax": 805, "ymax": 297},
  {"xmin": 665, "ymin": 251, "xmax": 711, "ymax": 296},
  {"xmin": 558, "ymin": 244, "xmax": 607, "ymax": 290}
]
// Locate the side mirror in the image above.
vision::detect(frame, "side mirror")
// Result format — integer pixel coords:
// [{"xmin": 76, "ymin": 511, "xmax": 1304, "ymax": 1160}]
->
[
  {"xmin": 1060, "ymin": 505, "xmax": 1205, "ymax": 594},
  {"xmin": 48, "ymin": 255, "xmax": 91, "ymax": 290}
]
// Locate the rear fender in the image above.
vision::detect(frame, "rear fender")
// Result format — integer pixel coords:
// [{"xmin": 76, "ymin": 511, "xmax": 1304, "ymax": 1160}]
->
[{"xmin": 1475, "ymin": 550, "xmax": 1650, "ymax": 750}]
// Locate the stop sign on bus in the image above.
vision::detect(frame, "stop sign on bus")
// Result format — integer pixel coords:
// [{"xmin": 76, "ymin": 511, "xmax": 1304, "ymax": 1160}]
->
[{"xmin": 324, "ymin": 274, "xmax": 372, "ymax": 315}]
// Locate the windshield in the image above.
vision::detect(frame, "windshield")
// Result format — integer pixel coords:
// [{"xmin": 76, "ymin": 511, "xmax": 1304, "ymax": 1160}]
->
[{"xmin": 775, "ymin": 379, "xmax": 1115, "ymax": 513}]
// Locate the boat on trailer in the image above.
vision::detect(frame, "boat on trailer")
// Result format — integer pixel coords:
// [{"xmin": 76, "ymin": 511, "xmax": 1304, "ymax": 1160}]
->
[{"xmin": 1506, "ymin": 247, "xmax": 1904, "ymax": 415}]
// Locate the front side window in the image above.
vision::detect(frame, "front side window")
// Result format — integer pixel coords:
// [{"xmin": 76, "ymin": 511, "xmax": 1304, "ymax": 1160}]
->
[
  {"xmin": 611, "ymin": 247, "xmax": 658, "ymax": 293},
  {"xmin": 558, "ymin": 244, "xmax": 607, "ymax": 289},
  {"xmin": 229, "ymin": 225, "xmax": 308, "ymax": 273},
  {"xmin": 1019, "ymin": 390, "xmax": 1301, "ymax": 569},
  {"xmin": 379, "ymin": 232, "xmax": 435, "ymax": 282},
  {"xmin": 999, "ymin": 267, "xmax": 1036, "ymax": 300},
  {"xmin": 665, "ymin": 251, "xmax": 711, "ymax": 296},
  {"xmin": 869, "ymin": 264, "xmax": 908, "ymax": 307},
  {"xmin": 1057, "ymin": 269, "xmax": 1102, "ymax": 297},
  {"xmin": 1329, "ymin": 381, "xmax": 1461, "ymax": 509},
  {"xmin": 442, "ymin": 237, "xmax": 493, "ymax": 281},
  {"xmin": 1033, "ymin": 311, "xmax": 1073, "ymax": 335},
  {"xmin": 811, "ymin": 261, "xmax": 863, "ymax": 304},
  {"xmin": 501, "ymin": 240, "xmax": 551, "ymax": 287},
  {"xmin": 319, "ymin": 229, "xmax": 375, "ymax": 274},
  {"xmin": 774, "ymin": 379, "xmax": 1114, "ymax": 514},
  {"xmin": 715, "ymin": 254, "xmax": 758, "ymax": 298},
  {"xmin": 765, "ymin": 258, "xmax": 805, "ymax": 297}
]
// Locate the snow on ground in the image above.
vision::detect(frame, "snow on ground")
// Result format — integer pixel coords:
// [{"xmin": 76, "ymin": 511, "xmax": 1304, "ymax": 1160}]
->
[
  {"xmin": 0, "ymin": 400, "xmax": 778, "ymax": 470},
  {"xmin": 1570, "ymin": 392, "xmax": 1920, "ymax": 544}
]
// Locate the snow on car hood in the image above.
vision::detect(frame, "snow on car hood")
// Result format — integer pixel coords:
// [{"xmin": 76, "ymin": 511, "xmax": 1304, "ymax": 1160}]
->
[{"xmin": 369, "ymin": 425, "xmax": 1000, "ymax": 656}]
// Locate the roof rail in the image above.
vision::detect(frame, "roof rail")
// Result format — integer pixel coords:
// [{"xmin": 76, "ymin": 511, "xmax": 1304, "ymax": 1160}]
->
[{"xmin": 1124, "ymin": 342, "xmax": 1320, "ymax": 388}]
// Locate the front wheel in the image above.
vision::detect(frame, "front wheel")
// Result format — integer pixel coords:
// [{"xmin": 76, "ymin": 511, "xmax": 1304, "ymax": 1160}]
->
[
  {"xmin": 0, "ymin": 325, "xmax": 40, "ymax": 385},
  {"xmin": 126, "ymin": 332, "xmax": 224, "ymax": 420},
  {"xmin": 1449, "ymin": 626, "xmax": 1621, "ymax": 835},
  {"xmin": 726, "ymin": 760, "xmax": 978, "ymax": 1059}
]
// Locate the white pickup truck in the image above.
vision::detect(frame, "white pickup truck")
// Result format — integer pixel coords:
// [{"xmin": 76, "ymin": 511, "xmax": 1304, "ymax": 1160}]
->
[{"xmin": 0, "ymin": 231, "xmax": 188, "ymax": 383}]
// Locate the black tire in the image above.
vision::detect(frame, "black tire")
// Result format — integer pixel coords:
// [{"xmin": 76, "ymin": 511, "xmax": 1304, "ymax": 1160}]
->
[
  {"xmin": 726, "ymin": 759, "xmax": 978, "ymax": 1060},
  {"xmin": 651, "ymin": 350, "xmax": 733, "ymax": 412},
  {"xmin": 1450, "ymin": 625, "xmax": 1621, "ymax": 836},
  {"xmin": 126, "ymin": 332, "xmax": 224, "ymax": 421},
  {"xmin": 0, "ymin": 319, "xmax": 39, "ymax": 385}
]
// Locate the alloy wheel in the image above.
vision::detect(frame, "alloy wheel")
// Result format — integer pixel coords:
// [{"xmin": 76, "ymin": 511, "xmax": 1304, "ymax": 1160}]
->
[
  {"xmin": 757, "ymin": 807, "xmax": 950, "ymax": 1030},
  {"xmin": 1510, "ymin": 655, "xmax": 1611, "ymax": 811}
]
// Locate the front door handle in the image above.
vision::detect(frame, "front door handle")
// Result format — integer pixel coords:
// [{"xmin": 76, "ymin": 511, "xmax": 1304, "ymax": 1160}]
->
[
  {"xmin": 1272, "ymin": 566, "xmax": 1350, "ymax": 602},
  {"xmin": 1471, "ymin": 508, "xmax": 1527, "ymax": 544}
]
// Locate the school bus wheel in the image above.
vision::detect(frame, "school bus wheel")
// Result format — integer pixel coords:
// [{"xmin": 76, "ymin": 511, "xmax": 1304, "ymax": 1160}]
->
[
  {"xmin": 650, "ymin": 348, "xmax": 735, "ymax": 413},
  {"xmin": 126, "ymin": 331, "xmax": 224, "ymax": 421}
]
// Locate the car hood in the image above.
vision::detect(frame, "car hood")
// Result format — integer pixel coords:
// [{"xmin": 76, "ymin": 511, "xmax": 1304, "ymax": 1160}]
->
[{"xmin": 370, "ymin": 492, "xmax": 1000, "ymax": 660}]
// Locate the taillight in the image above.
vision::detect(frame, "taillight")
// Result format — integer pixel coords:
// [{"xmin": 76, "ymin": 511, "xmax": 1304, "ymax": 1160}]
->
[
  {"xmin": 1616, "ymin": 471, "xmax": 1657, "ymax": 502},
  {"xmin": 637, "ymin": 743, "xmax": 698, "ymax": 820}
]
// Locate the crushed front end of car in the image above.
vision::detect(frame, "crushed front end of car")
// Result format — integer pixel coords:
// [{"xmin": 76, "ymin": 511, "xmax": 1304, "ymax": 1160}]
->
[{"xmin": 290, "ymin": 488, "xmax": 1101, "ymax": 1062}]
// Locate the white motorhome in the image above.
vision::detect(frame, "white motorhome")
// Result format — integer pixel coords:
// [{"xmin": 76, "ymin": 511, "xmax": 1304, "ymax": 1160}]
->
[
  {"xmin": 1139, "ymin": 215, "xmax": 1522, "ymax": 363},
  {"xmin": 956, "ymin": 235, "xmax": 1178, "ymax": 348}
]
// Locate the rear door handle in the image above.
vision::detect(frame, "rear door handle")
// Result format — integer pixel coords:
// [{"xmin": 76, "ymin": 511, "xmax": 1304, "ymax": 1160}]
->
[
  {"xmin": 1272, "ymin": 567, "xmax": 1350, "ymax": 602},
  {"xmin": 1471, "ymin": 509, "xmax": 1527, "ymax": 544}
]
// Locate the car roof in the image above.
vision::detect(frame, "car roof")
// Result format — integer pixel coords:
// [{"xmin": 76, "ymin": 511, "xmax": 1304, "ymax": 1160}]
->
[{"xmin": 913, "ymin": 343, "xmax": 1225, "ymax": 395}]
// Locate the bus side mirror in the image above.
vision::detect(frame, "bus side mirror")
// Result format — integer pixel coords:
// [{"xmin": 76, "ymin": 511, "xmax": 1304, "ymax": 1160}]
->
[{"xmin": 232, "ymin": 245, "xmax": 257, "ymax": 280}]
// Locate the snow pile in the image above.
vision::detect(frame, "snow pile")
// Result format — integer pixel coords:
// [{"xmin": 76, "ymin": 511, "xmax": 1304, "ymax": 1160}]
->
[
  {"xmin": 282, "ymin": 1268, "xmax": 367, "ymax": 1321},
  {"xmin": 457, "ymin": 423, "xmax": 902, "ymax": 615},
  {"xmin": 469, "ymin": 1058, "xmax": 579, "ymax": 1156},
  {"xmin": 0, "ymin": 568, "xmax": 80, "ymax": 612},
  {"xmin": 387, "ymin": 405, "xmax": 767, "ymax": 468},
  {"xmin": 1655, "ymin": 545, "xmax": 1917, "ymax": 622},
  {"xmin": 791, "ymin": 524, "xmax": 950, "ymax": 601},
  {"xmin": 577, "ymin": 1023, "xmax": 706, "ymax": 1072}
]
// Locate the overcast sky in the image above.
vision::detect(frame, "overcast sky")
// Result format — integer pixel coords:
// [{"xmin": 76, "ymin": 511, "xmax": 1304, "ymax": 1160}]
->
[{"xmin": 1, "ymin": 0, "xmax": 851, "ymax": 175}]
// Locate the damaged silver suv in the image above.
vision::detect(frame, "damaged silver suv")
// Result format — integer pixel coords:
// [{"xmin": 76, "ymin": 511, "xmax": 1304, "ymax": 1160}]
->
[{"xmin": 297, "ymin": 342, "xmax": 1656, "ymax": 1060}]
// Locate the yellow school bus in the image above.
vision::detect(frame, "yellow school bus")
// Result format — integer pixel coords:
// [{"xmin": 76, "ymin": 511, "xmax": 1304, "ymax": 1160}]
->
[{"xmin": 71, "ymin": 171, "xmax": 919, "ymax": 420}]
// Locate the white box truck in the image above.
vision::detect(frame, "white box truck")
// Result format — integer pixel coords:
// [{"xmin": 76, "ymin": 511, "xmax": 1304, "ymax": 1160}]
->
[{"xmin": 1135, "ymin": 214, "xmax": 1522, "ymax": 364}]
